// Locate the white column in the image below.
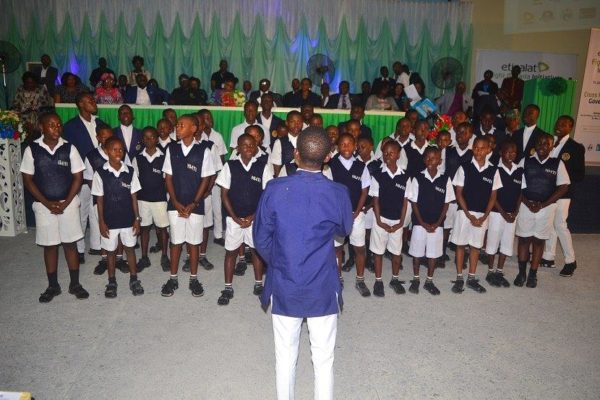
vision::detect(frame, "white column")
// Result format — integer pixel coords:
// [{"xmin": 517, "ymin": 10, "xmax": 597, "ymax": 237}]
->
[{"xmin": 0, "ymin": 138, "xmax": 27, "ymax": 236}]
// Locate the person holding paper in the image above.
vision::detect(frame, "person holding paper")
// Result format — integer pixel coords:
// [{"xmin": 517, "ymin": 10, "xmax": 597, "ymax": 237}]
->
[{"xmin": 471, "ymin": 70, "xmax": 499, "ymax": 120}]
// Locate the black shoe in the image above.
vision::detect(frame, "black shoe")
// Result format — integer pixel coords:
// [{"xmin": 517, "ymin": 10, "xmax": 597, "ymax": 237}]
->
[
  {"xmin": 88, "ymin": 249, "xmax": 102, "ymax": 256},
  {"xmin": 451, "ymin": 279, "xmax": 464, "ymax": 293},
  {"xmin": 389, "ymin": 279, "xmax": 406, "ymax": 294},
  {"xmin": 373, "ymin": 280, "xmax": 384, "ymax": 297},
  {"xmin": 39, "ymin": 286, "xmax": 61, "ymax": 303},
  {"xmin": 559, "ymin": 262, "xmax": 577, "ymax": 277},
  {"xmin": 78, "ymin": 253, "xmax": 85, "ymax": 264},
  {"xmin": 442, "ymin": 254, "xmax": 450, "ymax": 262},
  {"xmin": 234, "ymin": 259, "xmax": 247, "ymax": 276},
  {"xmin": 448, "ymin": 242, "xmax": 457, "ymax": 252},
  {"xmin": 217, "ymin": 287, "xmax": 234, "ymax": 305},
  {"xmin": 149, "ymin": 242, "xmax": 161, "ymax": 253},
  {"xmin": 104, "ymin": 282, "xmax": 117, "ymax": 298},
  {"xmin": 68, "ymin": 284, "xmax": 89, "ymax": 299},
  {"xmin": 408, "ymin": 279, "xmax": 420, "ymax": 294},
  {"xmin": 189, "ymin": 279, "xmax": 204, "ymax": 297},
  {"xmin": 342, "ymin": 257, "xmax": 355, "ymax": 272},
  {"xmin": 478, "ymin": 251, "xmax": 488, "ymax": 263},
  {"xmin": 495, "ymin": 272, "xmax": 510, "ymax": 287},
  {"xmin": 355, "ymin": 280, "xmax": 371, "ymax": 297},
  {"xmin": 199, "ymin": 257, "xmax": 214, "ymax": 271},
  {"xmin": 423, "ymin": 280, "xmax": 440, "ymax": 295},
  {"xmin": 161, "ymin": 279, "xmax": 178, "ymax": 297},
  {"xmin": 136, "ymin": 256, "xmax": 151, "ymax": 273},
  {"xmin": 540, "ymin": 258, "xmax": 556, "ymax": 268},
  {"xmin": 94, "ymin": 259, "xmax": 108, "ymax": 275},
  {"xmin": 486, "ymin": 271, "xmax": 501, "ymax": 287},
  {"xmin": 253, "ymin": 283, "xmax": 264, "ymax": 296},
  {"xmin": 182, "ymin": 258, "xmax": 190, "ymax": 272},
  {"xmin": 213, "ymin": 238, "xmax": 225, "ymax": 247},
  {"xmin": 526, "ymin": 273, "xmax": 537, "ymax": 288},
  {"xmin": 244, "ymin": 248, "xmax": 252, "ymax": 263},
  {"xmin": 129, "ymin": 279, "xmax": 144, "ymax": 296},
  {"xmin": 466, "ymin": 277, "xmax": 487, "ymax": 293},
  {"xmin": 160, "ymin": 255, "xmax": 170, "ymax": 272},
  {"xmin": 116, "ymin": 258, "xmax": 129, "ymax": 273},
  {"xmin": 514, "ymin": 273, "xmax": 526, "ymax": 287}
]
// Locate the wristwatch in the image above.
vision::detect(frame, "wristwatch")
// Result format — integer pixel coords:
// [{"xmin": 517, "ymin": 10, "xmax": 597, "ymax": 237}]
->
[{"xmin": 135, "ymin": 216, "xmax": 142, "ymax": 222}]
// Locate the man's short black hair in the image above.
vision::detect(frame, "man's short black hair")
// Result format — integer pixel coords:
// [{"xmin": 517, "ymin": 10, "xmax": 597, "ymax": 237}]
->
[
  {"xmin": 162, "ymin": 108, "xmax": 176, "ymax": 116},
  {"xmin": 423, "ymin": 146, "xmax": 441, "ymax": 158},
  {"xmin": 297, "ymin": 127, "xmax": 331, "ymax": 169},
  {"xmin": 104, "ymin": 136, "xmax": 124, "ymax": 150},
  {"xmin": 95, "ymin": 122, "xmax": 112, "ymax": 134},
  {"xmin": 525, "ymin": 104, "xmax": 540, "ymax": 113},
  {"xmin": 245, "ymin": 124, "xmax": 264, "ymax": 138},
  {"xmin": 287, "ymin": 110, "xmax": 302, "ymax": 120},
  {"xmin": 75, "ymin": 92, "xmax": 93, "ymax": 107},
  {"xmin": 500, "ymin": 140, "xmax": 517, "ymax": 152},
  {"xmin": 142, "ymin": 126, "xmax": 158, "ymax": 138},
  {"xmin": 244, "ymin": 100, "xmax": 259, "ymax": 110},
  {"xmin": 382, "ymin": 139, "xmax": 400, "ymax": 152},
  {"xmin": 38, "ymin": 111, "xmax": 60, "ymax": 126},
  {"xmin": 358, "ymin": 136, "xmax": 374, "ymax": 146},
  {"xmin": 557, "ymin": 115, "xmax": 574, "ymax": 126}
]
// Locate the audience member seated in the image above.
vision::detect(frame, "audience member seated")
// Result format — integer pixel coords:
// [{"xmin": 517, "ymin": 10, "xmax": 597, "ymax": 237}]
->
[
  {"xmin": 210, "ymin": 77, "xmax": 245, "ymax": 106},
  {"xmin": 117, "ymin": 75, "xmax": 131, "ymax": 99},
  {"xmin": 435, "ymin": 81, "xmax": 472, "ymax": 116},
  {"xmin": 54, "ymin": 72, "xmax": 89, "ymax": 104},
  {"xmin": 289, "ymin": 78, "xmax": 321, "ymax": 107},
  {"xmin": 124, "ymin": 74, "xmax": 161, "ymax": 105},
  {"xmin": 11, "ymin": 71, "xmax": 53, "ymax": 134},
  {"xmin": 128, "ymin": 55, "xmax": 151, "ymax": 87},
  {"xmin": 32, "ymin": 54, "xmax": 58, "ymax": 97},
  {"xmin": 392, "ymin": 82, "xmax": 409, "ymax": 111},
  {"xmin": 249, "ymin": 79, "xmax": 283, "ymax": 107},
  {"xmin": 337, "ymin": 104, "xmax": 372, "ymax": 139},
  {"xmin": 371, "ymin": 66, "xmax": 392, "ymax": 95},
  {"xmin": 211, "ymin": 59, "xmax": 236, "ymax": 92},
  {"xmin": 257, "ymin": 93, "xmax": 285, "ymax": 138},
  {"xmin": 94, "ymin": 73, "xmax": 123, "ymax": 104},
  {"xmin": 503, "ymin": 109, "xmax": 521, "ymax": 140},
  {"xmin": 328, "ymin": 80, "xmax": 354, "ymax": 110},
  {"xmin": 500, "ymin": 65, "xmax": 524, "ymax": 110},
  {"xmin": 242, "ymin": 80, "xmax": 252, "ymax": 99},
  {"xmin": 170, "ymin": 74, "xmax": 192, "ymax": 105},
  {"xmin": 472, "ymin": 69, "xmax": 499, "ymax": 120},
  {"xmin": 365, "ymin": 82, "xmax": 399, "ymax": 111},
  {"xmin": 282, "ymin": 78, "xmax": 301, "ymax": 107},
  {"xmin": 189, "ymin": 77, "xmax": 208, "ymax": 105},
  {"xmin": 357, "ymin": 81, "xmax": 371, "ymax": 107},
  {"xmin": 320, "ymin": 83, "xmax": 331, "ymax": 108},
  {"xmin": 148, "ymin": 79, "xmax": 170, "ymax": 105},
  {"xmin": 89, "ymin": 57, "xmax": 115, "ymax": 88}
]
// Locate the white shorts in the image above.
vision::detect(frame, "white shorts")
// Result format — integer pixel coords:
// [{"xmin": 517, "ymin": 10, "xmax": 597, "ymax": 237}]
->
[
  {"xmin": 409, "ymin": 225, "xmax": 444, "ymax": 259},
  {"xmin": 364, "ymin": 208, "xmax": 374, "ymax": 230},
  {"xmin": 335, "ymin": 212, "xmax": 365, "ymax": 247},
  {"xmin": 444, "ymin": 202, "xmax": 458, "ymax": 229},
  {"xmin": 168, "ymin": 211, "xmax": 204, "ymax": 245},
  {"xmin": 138, "ymin": 200, "xmax": 169, "ymax": 228},
  {"xmin": 369, "ymin": 216, "xmax": 403, "ymax": 255},
  {"xmin": 516, "ymin": 202, "xmax": 557, "ymax": 240},
  {"xmin": 403, "ymin": 202, "xmax": 412, "ymax": 228},
  {"xmin": 33, "ymin": 196, "xmax": 83, "ymax": 246},
  {"xmin": 101, "ymin": 227, "xmax": 137, "ymax": 252},
  {"xmin": 203, "ymin": 195, "xmax": 213, "ymax": 228},
  {"xmin": 450, "ymin": 210, "xmax": 489, "ymax": 249},
  {"xmin": 224, "ymin": 217, "xmax": 254, "ymax": 251},
  {"xmin": 485, "ymin": 212, "xmax": 517, "ymax": 256}
]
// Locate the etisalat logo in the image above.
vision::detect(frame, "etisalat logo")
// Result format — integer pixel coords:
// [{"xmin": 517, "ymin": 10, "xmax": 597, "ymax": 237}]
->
[{"xmin": 501, "ymin": 62, "xmax": 550, "ymax": 73}]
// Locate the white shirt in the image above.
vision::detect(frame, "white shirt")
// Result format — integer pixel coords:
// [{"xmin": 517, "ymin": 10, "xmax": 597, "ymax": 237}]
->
[
  {"xmin": 161, "ymin": 141, "xmax": 215, "ymax": 177},
  {"xmin": 406, "ymin": 169, "xmax": 455, "ymax": 203},
  {"xmin": 271, "ymin": 134, "xmax": 299, "ymax": 166},
  {"xmin": 169, "ymin": 131, "xmax": 177, "ymax": 141},
  {"xmin": 131, "ymin": 148, "xmax": 164, "ymax": 177},
  {"xmin": 216, "ymin": 156, "xmax": 273, "ymax": 190},
  {"xmin": 40, "ymin": 66, "xmax": 48, "ymax": 78},
  {"xmin": 20, "ymin": 137, "xmax": 85, "ymax": 175},
  {"xmin": 522, "ymin": 124, "xmax": 536, "ymax": 151},
  {"xmin": 551, "ymin": 135, "xmax": 569, "ymax": 158},
  {"xmin": 136, "ymin": 87, "xmax": 151, "ymax": 105},
  {"xmin": 398, "ymin": 140, "xmax": 428, "ymax": 170},
  {"xmin": 159, "ymin": 137, "xmax": 173, "ymax": 149},
  {"xmin": 521, "ymin": 154, "xmax": 570, "ymax": 189},
  {"xmin": 83, "ymin": 146, "xmax": 132, "ymax": 181},
  {"xmin": 230, "ymin": 146, "xmax": 270, "ymax": 161},
  {"xmin": 322, "ymin": 96, "xmax": 330, "ymax": 107},
  {"xmin": 205, "ymin": 129, "xmax": 227, "ymax": 157},
  {"xmin": 397, "ymin": 72, "xmax": 410, "ymax": 88},
  {"xmin": 452, "ymin": 159, "xmax": 503, "ymax": 191},
  {"xmin": 374, "ymin": 134, "xmax": 411, "ymax": 159},
  {"xmin": 230, "ymin": 121, "xmax": 270, "ymax": 149},
  {"xmin": 337, "ymin": 94, "xmax": 351, "ymax": 109},
  {"xmin": 498, "ymin": 160, "xmax": 519, "ymax": 175},
  {"xmin": 79, "ymin": 115, "xmax": 99, "ymax": 148},
  {"xmin": 259, "ymin": 113, "xmax": 273, "ymax": 132},
  {"xmin": 120, "ymin": 124, "xmax": 134, "ymax": 151},
  {"xmin": 323, "ymin": 155, "xmax": 371, "ymax": 189},
  {"xmin": 91, "ymin": 162, "xmax": 141, "ymax": 197},
  {"xmin": 368, "ymin": 164, "xmax": 406, "ymax": 197},
  {"xmin": 198, "ymin": 133, "xmax": 224, "ymax": 172}
]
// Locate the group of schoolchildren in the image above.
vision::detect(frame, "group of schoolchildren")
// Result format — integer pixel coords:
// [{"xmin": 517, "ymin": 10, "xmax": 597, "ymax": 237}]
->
[{"xmin": 22, "ymin": 97, "xmax": 584, "ymax": 304}]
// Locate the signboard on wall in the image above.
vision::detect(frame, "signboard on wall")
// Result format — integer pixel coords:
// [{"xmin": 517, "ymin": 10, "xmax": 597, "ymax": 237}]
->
[
  {"xmin": 574, "ymin": 28, "xmax": 600, "ymax": 165},
  {"xmin": 504, "ymin": 0, "xmax": 600, "ymax": 34},
  {"xmin": 475, "ymin": 49, "xmax": 577, "ymax": 85}
]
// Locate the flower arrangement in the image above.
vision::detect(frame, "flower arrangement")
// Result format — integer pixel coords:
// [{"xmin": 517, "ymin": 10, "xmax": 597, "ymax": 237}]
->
[
  {"xmin": 0, "ymin": 110, "xmax": 24, "ymax": 141},
  {"xmin": 428, "ymin": 114, "xmax": 452, "ymax": 144},
  {"xmin": 217, "ymin": 90, "xmax": 247, "ymax": 107}
]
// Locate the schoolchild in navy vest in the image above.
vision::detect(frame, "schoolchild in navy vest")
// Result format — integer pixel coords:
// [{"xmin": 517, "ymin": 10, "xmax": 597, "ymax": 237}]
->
[
  {"xmin": 157, "ymin": 117, "xmax": 175, "ymax": 153},
  {"xmin": 278, "ymin": 135, "xmax": 296, "ymax": 167},
  {"xmin": 404, "ymin": 143, "xmax": 428, "ymax": 177},
  {"xmin": 228, "ymin": 156, "xmax": 269, "ymax": 218},
  {"xmin": 445, "ymin": 146, "xmax": 473, "ymax": 180},
  {"xmin": 166, "ymin": 140, "xmax": 207, "ymax": 215},
  {"xmin": 328, "ymin": 153, "xmax": 367, "ymax": 211},
  {"xmin": 97, "ymin": 166, "xmax": 135, "ymax": 229},
  {"xmin": 30, "ymin": 141, "xmax": 74, "ymax": 201},
  {"xmin": 411, "ymin": 172, "xmax": 452, "ymax": 226},
  {"xmin": 496, "ymin": 162, "xmax": 523, "ymax": 214},
  {"xmin": 523, "ymin": 156, "xmax": 560, "ymax": 203},
  {"xmin": 136, "ymin": 150, "xmax": 166, "ymax": 203},
  {"xmin": 460, "ymin": 161, "xmax": 498, "ymax": 213}
]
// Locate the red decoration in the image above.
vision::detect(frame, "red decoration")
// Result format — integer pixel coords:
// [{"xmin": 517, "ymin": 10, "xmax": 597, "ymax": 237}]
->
[{"xmin": 429, "ymin": 114, "xmax": 452, "ymax": 144}]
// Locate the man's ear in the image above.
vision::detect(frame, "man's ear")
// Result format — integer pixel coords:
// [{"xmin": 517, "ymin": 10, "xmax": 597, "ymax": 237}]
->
[
  {"xmin": 323, "ymin": 153, "xmax": 331, "ymax": 164},
  {"xmin": 293, "ymin": 148, "xmax": 300, "ymax": 163}
]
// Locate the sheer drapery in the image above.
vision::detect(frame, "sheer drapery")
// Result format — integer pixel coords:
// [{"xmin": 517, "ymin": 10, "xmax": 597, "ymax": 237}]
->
[{"xmin": 0, "ymin": 0, "xmax": 473, "ymax": 108}]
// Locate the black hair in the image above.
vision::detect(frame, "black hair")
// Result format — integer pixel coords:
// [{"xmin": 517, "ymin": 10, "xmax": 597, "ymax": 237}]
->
[
  {"xmin": 244, "ymin": 124, "xmax": 265, "ymax": 138},
  {"xmin": 237, "ymin": 133, "xmax": 255, "ymax": 145},
  {"xmin": 311, "ymin": 113, "xmax": 323, "ymax": 122},
  {"xmin": 337, "ymin": 132, "xmax": 355, "ymax": 146},
  {"xmin": 95, "ymin": 122, "xmax": 112, "ymax": 134},
  {"xmin": 382, "ymin": 139, "xmax": 401, "ymax": 152},
  {"xmin": 525, "ymin": 104, "xmax": 540, "ymax": 113},
  {"xmin": 118, "ymin": 104, "xmax": 132, "ymax": 113},
  {"xmin": 104, "ymin": 136, "xmax": 124, "ymax": 149},
  {"xmin": 244, "ymin": 100, "xmax": 259, "ymax": 110},
  {"xmin": 437, "ymin": 130, "xmax": 451, "ymax": 138},
  {"xmin": 286, "ymin": 110, "xmax": 302, "ymax": 120},
  {"xmin": 142, "ymin": 126, "xmax": 159, "ymax": 138},
  {"xmin": 297, "ymin": 126, "xmax": 331, "ymax": 168},
  {"xmin": 132, "ymin": 55, "xmax": 144, "ymax": 65},
  {"xmin": 500, "ymin": 140, "xmax": 517, "ymax": 152},
  {"xmin": 162, "ymin": 108, "xmax": 176, "ymax": 117},
  {"xmin": 180, "ymin": 114, "xmax": 199, "ymax": 127},
  {"xmin": 358, "ymin": 136, "xmax": 374, "ymax": 146},
  {"xmin": 22, "ymin": 71, "xmax": 38, "ymax": 84},
  {"xmin": 472, "ymin": 136, "xmax": 489, "ymax": 147},
  {"xmin": 457, "ymin": 121, "xmax": 473, "ymax": 131},
  {"xmin": 156, "ymin": 118, "xmax": 172, "ymax": 127},
  {"xmin": 557, "ymin": 115, "xmax": 574, "ymax": 126},
  {"xmin": 423, "ymin": 145, "xmax": 441, "ymax": 158},
  {"xmin": 75, "ymin": 91, "xmax": 94, "ymax": 106},
  {"xmin": 38, "ymin": 111, "xmax": 60, "ymax": 126}
]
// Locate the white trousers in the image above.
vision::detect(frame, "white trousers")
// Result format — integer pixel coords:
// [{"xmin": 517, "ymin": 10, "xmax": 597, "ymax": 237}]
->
[
  {"xmin": 272, "ymin": 313, "xmax": 337, "ymax": 400},
  {"xmin": 211, "ymin": 184, "xmax": 223, "ymax": 239},
  {"xmin": 543, "ymin": 199, "xmax": 576, "ymax": 263},
  {"xmin": 77, "ymin": 184, "xmax": 92, "ymax": 253}
]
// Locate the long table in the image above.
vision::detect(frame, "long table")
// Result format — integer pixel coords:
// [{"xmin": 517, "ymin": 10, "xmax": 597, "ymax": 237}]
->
[{"xmin": 55, "ymin": 104, "xmax": 404, "ymax": 151}]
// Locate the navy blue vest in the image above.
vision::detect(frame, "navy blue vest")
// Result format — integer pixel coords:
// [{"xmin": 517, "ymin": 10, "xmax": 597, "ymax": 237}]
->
[
  {"xmin": 136, "ymin": 152, "xmax": 167, "ymax": 202},
  {"xmin": 496, "ymin": 165, "xmax": 523, "ymax": 213},
  {"xmin": 167, "ymin": 142, "xmax": 207, "ymax": 215},
  {"xmin": 364, "ymin": 159, "xmax": 382, "ymax": 209},
  {"xmin": 328, "ymin": 155, "xmax": 366, "ymax": 210},
  {"xmin": 523, "ymin": 157, "xmax": 560, "ymax": 203},
  {"xmin": 460, "ymin": 162, "xmax": 497, "ymax": 213},
  {"xmin": 411, "ymin": 172, "xmax": 451, "ymax": 225},
  {"xmin": 158, "ymin": 139, "xmax": 173, "ymax": 154},
  {"xmin": 85, "ymin": 148, "xmax": 107, "ymax": 177},
  {"xmin": 374, "ymin": 170, "xmax": 410, "ymax": 220},
  {"xmin": 445, "ymin": 146, "xmax": 473, "ymax": 181},
  {"xmin": 228, "ymin": 157, "xmax": 268, "ymax": 218},
  {"xmin": 404, "ymin": 145, "xmax": 427, "ymax": 177},
  {"xmin": 30, "ymin": 142, "xmax": 74, "ymax": 201},
  {"xmin": 284, "ymin": 161, "xmax": 298, "ymax": 176},
  {"xmin": 278, "ymin": 135, "xmax": 296, "ymax": 166},
  {"xmin": 97, "ymin": 167, "xmax": 135, "ymax": 229}
]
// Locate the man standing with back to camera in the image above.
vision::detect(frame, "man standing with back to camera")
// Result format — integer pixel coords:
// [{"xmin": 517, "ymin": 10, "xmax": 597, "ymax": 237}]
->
[{"xmin": 254, "ymin": 126, "xmax": 353, "ymax": 400}]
